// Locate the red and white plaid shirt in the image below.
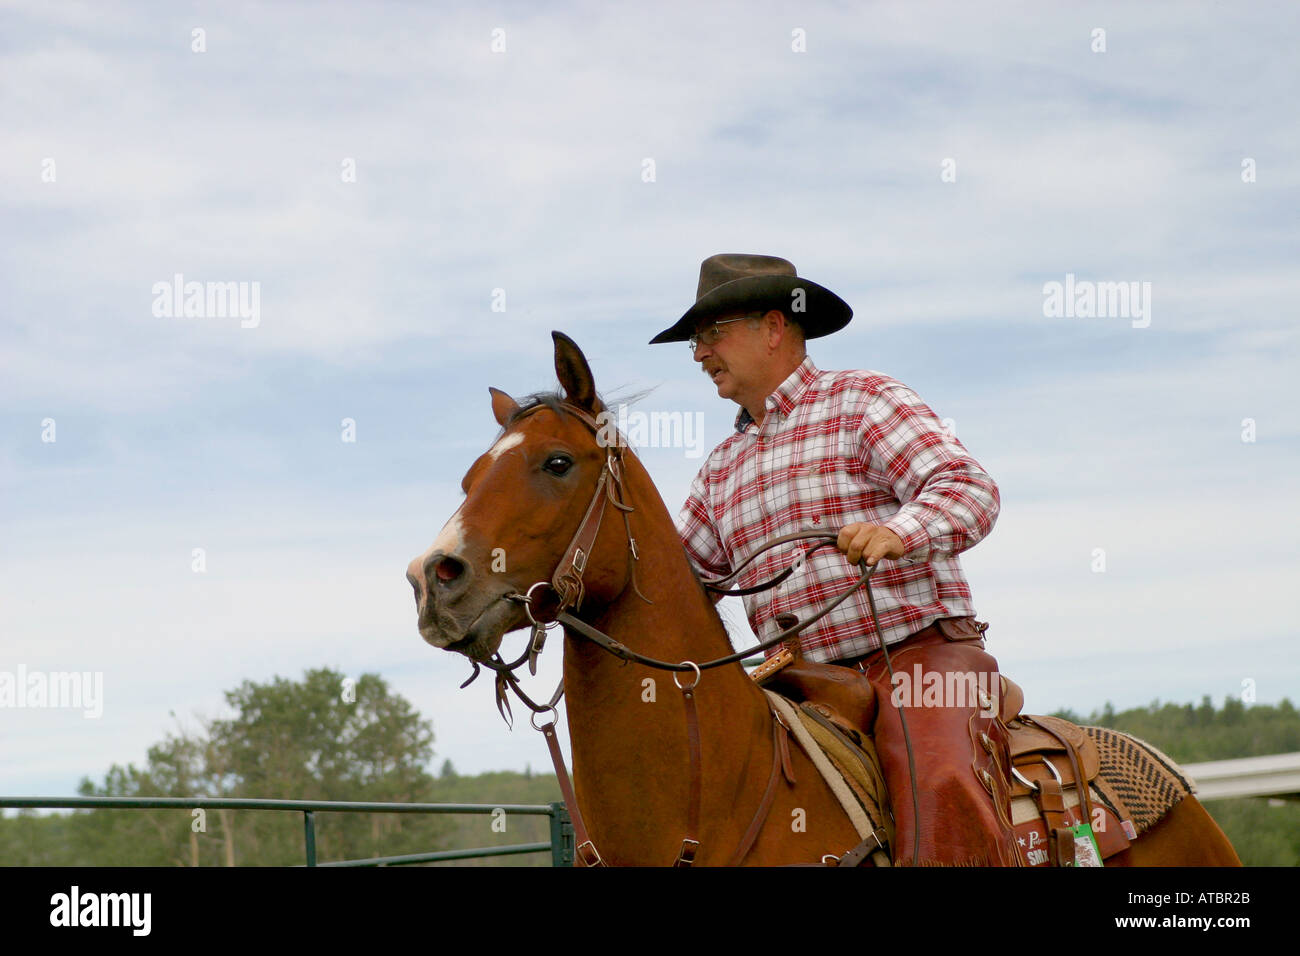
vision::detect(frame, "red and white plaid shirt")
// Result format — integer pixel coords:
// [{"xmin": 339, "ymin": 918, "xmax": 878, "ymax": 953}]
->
[{"xmin": 676, "ymin": 355, "xmax": 999, "ymax": 662}]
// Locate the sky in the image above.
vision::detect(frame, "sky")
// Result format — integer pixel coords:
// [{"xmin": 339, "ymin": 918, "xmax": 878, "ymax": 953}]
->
[{"xmin": 2, "ymin": 0, "xmax": 1298, "ymax": 801}]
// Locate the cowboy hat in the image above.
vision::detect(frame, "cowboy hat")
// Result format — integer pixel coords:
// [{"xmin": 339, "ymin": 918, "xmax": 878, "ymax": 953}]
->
[{"xmin": 649, "ymin": 253, "xmax": 852, "ymax": 345}]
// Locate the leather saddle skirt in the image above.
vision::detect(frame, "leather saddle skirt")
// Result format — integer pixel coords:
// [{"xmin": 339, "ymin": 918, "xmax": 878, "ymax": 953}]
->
[{"xmin": 753, "ymin": 645, "xmax": 1178, "ymax": 866}]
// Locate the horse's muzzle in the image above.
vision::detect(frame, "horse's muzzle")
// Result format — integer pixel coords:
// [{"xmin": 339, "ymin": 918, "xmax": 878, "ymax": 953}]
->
[{"xmin": 407, "ymin": 549, "xmax": 523, "ymax": 659}]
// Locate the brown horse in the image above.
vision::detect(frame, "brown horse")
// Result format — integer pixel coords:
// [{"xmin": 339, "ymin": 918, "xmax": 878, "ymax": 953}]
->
[{"xmin": 407, "ymin": 331, "xmax": 1240, "ymax": 867}]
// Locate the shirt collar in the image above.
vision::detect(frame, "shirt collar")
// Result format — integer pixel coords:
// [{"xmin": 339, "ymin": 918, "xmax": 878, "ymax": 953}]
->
[{"xmin": 733, "ymin": 355, "xmax": 820, "ymax": 432}]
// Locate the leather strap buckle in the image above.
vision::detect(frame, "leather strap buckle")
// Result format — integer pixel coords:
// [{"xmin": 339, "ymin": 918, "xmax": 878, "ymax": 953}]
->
[
  {"xmin": 834, "ymin": 828, "xmax": 892, "ymax": 868},
  {"xmin": 673, "ymin": 839, "xmax": 700, "ymax": 867},
  {"xmin": 576, "ymin": 840, "xmax": 604, "ymax": 867}
]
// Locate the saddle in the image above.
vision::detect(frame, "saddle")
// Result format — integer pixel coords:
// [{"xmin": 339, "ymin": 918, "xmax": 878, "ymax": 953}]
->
[
  {"xmin": 1003, "ymin": 711, "xmax": 1134, "ymax": 866},
  {"xmin": 751, "ymin": 645, "xmax": 877, "ymax": 741},
  {"xmin": 754, "ymin": 644, "xmax": 1141, "ymax": 867}
]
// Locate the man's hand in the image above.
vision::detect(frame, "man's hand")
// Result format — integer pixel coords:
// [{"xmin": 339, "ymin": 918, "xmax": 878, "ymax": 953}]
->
[{"xmin": 837, "ymin": 523, "xmax": 906, "ymax": 566}]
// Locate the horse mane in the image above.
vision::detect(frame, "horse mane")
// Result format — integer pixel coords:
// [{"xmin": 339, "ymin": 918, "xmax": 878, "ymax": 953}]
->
[
  {"xmin": 503, "ymin": 391, "xmax": 573, "ymax": 430},
  {"xmin": 501, "ymin": 386, "xmax": 656, "ymax": 433}
]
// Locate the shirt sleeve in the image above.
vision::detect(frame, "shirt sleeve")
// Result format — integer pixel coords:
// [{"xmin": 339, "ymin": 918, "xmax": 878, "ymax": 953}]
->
[
  {"xmin": 675, "ymin": 465, "xmax": 733, "ymax": 579},
  {"xmin": 856, "ymin": 382, "xmax": 1000, "ymax": 562}
]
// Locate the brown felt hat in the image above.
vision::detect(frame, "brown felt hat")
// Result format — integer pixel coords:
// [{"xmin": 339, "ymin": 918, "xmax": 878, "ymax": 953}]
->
[{"xmin": 649, "ymin": 253, "xmax": 853, "ymax": 345}]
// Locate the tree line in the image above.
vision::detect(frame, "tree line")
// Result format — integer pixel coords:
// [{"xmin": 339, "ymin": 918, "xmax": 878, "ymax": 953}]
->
[{"xmin": 1, "ymin": 672, "xmax": 1294, "ymax": 865}]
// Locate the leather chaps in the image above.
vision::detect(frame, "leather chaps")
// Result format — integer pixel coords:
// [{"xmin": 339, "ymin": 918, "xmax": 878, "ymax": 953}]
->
[{"xmin": 839, "ymin": 618, "xmax": 1024, "ymax": 867}]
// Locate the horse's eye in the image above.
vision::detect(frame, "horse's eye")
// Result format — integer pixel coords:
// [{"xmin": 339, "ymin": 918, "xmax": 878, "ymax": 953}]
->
[{"xmin": 543, "ymin": 454, "xmax": 573, "ymax": 476}]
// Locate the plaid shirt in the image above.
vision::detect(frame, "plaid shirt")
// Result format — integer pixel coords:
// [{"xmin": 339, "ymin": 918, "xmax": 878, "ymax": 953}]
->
[{"xmin": 676, "ymin": 355, "xmax": 999, "ymax": 662}]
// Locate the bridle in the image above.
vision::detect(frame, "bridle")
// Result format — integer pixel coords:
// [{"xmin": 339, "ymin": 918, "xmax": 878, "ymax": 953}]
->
[
  {"xmin": 467, "ymin": 399, "xmax": 873, "ymax": 693},
  {"xmin": 460, "ymin": 399, "xmax": 907, "ymax": 867}
]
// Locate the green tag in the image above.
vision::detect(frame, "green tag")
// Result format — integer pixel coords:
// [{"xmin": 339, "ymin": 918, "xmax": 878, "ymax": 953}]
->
[{"xmin": 1070, "ymin": 821, "xmax": 1103, "ymax": 867}]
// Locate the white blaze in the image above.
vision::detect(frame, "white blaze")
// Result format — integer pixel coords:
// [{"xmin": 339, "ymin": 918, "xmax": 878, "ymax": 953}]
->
[
  {"xmin": 485, "ymin": 431, "xmax": 524, "ymax": 461},
  {"xmin": 427, "ymin": 510, "xmax": 464, "ymax": 558}
]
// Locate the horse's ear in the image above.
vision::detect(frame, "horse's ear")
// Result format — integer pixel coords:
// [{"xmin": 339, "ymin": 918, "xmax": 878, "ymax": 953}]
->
[
  {"xmin": 489, "ymin": 387, "xmax": 520, "ymax": 427},
  {"xmin": 552, "ymin": 331, "xmax": 603, "ymax": 413}
]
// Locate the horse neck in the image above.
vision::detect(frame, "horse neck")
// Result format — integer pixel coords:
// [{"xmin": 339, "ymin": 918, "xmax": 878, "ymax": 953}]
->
[
  {"xmin": 560, "ymin": 453, "xmax": 773, "ymax": 857},
  {"xmin": 563, "ymin": 451, "xmax": 758, "ymax": 697}
]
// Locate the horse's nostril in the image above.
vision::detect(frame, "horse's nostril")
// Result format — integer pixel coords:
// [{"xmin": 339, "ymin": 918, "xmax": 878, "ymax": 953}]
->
[{"xmin": 435, "ymin": 556, "xmax": 465, "ymax": 584}]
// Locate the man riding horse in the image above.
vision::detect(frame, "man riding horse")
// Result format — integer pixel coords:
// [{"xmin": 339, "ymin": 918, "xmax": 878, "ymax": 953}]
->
[{"xmin": 651, "ymin": 254, "xmax": 1023, "ymax": 866}]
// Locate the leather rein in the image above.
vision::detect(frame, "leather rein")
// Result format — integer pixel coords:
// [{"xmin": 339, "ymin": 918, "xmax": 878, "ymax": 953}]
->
[{"xmin": 462, "ymin": 400, "xmax": 886, "ymax": 867}]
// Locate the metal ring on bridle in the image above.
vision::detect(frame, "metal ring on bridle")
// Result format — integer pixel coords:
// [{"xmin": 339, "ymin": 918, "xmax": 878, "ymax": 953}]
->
[
  {"xmin": 530, "ymin": 706, "xmax": 559, "ymax": 731},
  {"xmin": 522, "ymin": 581, "xmax": 562, "ymax": 628},
  {"xmin": 672, "ymin": 661, "xmax": 701, "ymax": 690}
]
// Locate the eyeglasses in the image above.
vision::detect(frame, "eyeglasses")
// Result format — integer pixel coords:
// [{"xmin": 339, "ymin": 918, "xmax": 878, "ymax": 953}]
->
[{"xmin": 688, "ymin": 314, "xmax": 761, "ymax": 351}]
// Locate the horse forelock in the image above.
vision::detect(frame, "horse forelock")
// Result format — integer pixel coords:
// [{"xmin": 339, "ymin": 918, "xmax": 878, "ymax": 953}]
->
[{"xmin": 502, "ymin": 391, "xmax": 588, "ymax": 432}]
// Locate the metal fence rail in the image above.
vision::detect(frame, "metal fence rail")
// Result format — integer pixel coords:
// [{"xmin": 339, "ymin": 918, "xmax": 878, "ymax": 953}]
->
[{"xmin": 0, "ymin": 796, "xmax": 575, "ymax": 867}]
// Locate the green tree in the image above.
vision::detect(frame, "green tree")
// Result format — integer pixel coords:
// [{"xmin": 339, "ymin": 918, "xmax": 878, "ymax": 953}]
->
[{"xmin": 2, "ymin": 669, "xmax": 449, "ymax": 865}]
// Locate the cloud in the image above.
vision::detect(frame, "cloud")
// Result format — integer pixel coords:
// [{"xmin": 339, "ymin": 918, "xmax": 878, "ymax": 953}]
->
[{"xmin": 3, "ymin": 0, "xmax": 1297, "ymax": 794}]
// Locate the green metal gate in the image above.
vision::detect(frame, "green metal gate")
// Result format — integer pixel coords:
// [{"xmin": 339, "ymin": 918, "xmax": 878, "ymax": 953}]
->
[{"xmin": 0, "ymin": 796, "xmax": 575, "ymax": 867}]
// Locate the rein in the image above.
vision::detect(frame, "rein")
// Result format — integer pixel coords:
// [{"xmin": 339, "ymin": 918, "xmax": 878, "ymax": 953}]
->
[
  {"xmin": 463, "ymin": 399, "xmax": 908, "ymax": 866},
  {"xmin": 543, "ymin": 532, "xmax": 880, "ymax": 674}
]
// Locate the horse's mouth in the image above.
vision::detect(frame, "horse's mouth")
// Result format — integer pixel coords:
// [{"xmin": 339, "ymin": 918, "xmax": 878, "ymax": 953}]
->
[
  {"xmin": 420, "ymin": 622, "xmax": 494, "ymax": 662},
  {"xmin": 442, "ymin": 634, "xmax": 476, "ymax": 653},
  {"xmin": 420, "ymin": 591, "xmax": 523, "ymax": 662}
]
